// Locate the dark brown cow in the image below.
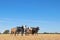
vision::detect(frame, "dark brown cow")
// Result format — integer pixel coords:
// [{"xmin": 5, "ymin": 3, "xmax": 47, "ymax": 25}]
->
[{"xmin": 32, "ymin": 27, "xmax": 39, "ymax": 35}]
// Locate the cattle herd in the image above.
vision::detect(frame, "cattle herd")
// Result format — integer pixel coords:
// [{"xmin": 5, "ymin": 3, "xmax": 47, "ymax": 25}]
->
[{"xmin": 11, "ymin": 25, "xmax": 40, "ymax": 36}]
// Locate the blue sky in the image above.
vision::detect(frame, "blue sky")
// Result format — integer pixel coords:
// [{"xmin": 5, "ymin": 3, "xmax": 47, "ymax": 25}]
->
[{"xmin": 0, "ymin": 0, "xmax": 60, "ymax": 33}]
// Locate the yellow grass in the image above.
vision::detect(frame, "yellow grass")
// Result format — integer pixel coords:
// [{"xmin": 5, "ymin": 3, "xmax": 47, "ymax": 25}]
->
[{"xmin": 0, "ymin": 34, "xmax": 60, "ymax": 40}]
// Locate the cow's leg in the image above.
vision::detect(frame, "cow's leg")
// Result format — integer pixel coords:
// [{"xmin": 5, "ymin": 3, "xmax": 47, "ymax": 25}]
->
[
  {"xmin": 25, "ymin": 33, "xmax": 27, "ymax": 35},
  {"xmin": 25, "ymin": 32, "xmax": 28, "ymax": 35},
  {"xmin": 32, "ymin": 32, "xmax": 34, "ymax": 35},
  {"xmin": 21, "ymin": 32, "xmax": 23, "ymax": 36},
  {"xmin": 17, "ymin": 32, "xmax": 20, "ymax": 36},
  {"xmin": 10, "ymin": 32, "xmax": 14, "ymax": 36},
  {"xmin": 21, "ymin": 30, "xmax": 24, "ymax": 36},
  {"xmin": 25, "ymin": 30, "xmax": 27, "ymax": 36},
  {"xmin": 25, "ymin": 31, "xmax": 27, "ymax": 36},
  {"xmin": 37, "ymin": 32, "xmax": 38, "ymax": 35},
  {"xmin": 15, "ymin": 32, "xmax": 16, "ymax": 36},
  {"xmin": 11, "ymin": 31, "xmax": 14, "ymax": 34}
]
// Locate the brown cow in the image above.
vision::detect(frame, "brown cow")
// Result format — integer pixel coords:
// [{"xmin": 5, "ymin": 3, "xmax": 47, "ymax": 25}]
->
[
  {"xmin": 25, "ymin": 27, "xmax": 32, "ymax": 35},
  {"xmin": 25, "ymin": 27, "xmax": 39, "ymax": 35},
  {"xmin": 10, "ymin": 26, "xmax": 25, "ymax": 36},
  {"xmin": 11, "ymin": 28, "xmax": 17, "ymax": 35}
]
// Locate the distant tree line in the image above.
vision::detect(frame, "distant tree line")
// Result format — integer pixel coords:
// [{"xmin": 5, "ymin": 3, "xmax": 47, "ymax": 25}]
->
[
  {"xmin": 38, "ymin": 32, "xmax": 60, "ymax": 34},
  {"xmin": 0, "ymin": 30, "xmax": 9, "ymax": 34},
  {"xmin": 0, "ymin": 30, "xmax": 60, "ymax": 34},
  {"xmin": 3, "ymin": 30, "xmax": 9, "ymax": 34}
]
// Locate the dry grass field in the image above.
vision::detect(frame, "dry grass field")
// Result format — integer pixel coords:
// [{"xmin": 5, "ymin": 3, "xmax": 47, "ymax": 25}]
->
[{"xmin": 0, "ymin": 34, "xmax": 60, "ymax": 40}]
